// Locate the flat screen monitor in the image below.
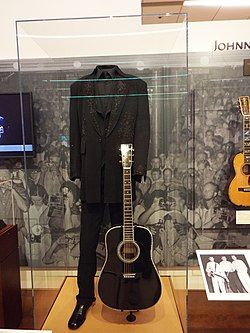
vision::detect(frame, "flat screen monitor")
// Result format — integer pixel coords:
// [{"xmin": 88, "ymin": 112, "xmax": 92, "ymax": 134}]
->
[{"xmin": 0, "ymin": 92, "xmax": 34, "ymax": 157}]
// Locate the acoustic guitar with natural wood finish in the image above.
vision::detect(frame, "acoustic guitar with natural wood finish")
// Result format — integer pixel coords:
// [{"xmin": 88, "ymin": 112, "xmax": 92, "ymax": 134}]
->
[{"xmin": 228, "ymin": 96, "xmax": 250, "ymax": 206}]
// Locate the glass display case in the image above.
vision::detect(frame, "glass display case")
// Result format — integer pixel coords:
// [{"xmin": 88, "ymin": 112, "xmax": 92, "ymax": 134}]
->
[
  {"xmin": 15, "ymin": 13, "xmax": 189, "ymax": 331},
  {"xmin": 14, "ymin": 11, "xmax": 250, "ymax": 333},
  {"xmin": 187, "ymin": 44, "xmax": 250, "ymax": 332}
]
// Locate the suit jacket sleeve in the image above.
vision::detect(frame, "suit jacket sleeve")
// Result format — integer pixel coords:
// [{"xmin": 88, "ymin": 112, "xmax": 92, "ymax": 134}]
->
[
  {"xmin": 133, "ymin": 80, "xmax": 150, "ymax": 178},
  {"xmin": 69, "ymin": 83, "xmax": 81, "ymax": 181}
]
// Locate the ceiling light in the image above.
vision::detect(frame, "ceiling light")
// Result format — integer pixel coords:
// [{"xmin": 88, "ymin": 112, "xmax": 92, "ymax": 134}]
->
[{"xmin": 184, "ymin": 0, "xmax": 250, "ymax": 7}]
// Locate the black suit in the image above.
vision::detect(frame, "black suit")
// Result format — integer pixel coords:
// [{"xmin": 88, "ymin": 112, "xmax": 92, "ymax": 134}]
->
[
  {"xmin": 69, "ymin": 65, "xmax": 150, "ymax": 303},
  {"xmin": 70, "ymin": 65, "xmax": 150, "ymax": 203}
]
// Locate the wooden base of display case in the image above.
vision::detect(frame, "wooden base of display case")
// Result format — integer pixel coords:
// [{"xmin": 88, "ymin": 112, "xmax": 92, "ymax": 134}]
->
[
  {"xmin": 42, "ymin": 276, "xmax": 184, "ymax": 333},
  {"xmin": 19, "ymin": 289, "xmax": 59, "ymax": 329},
  {"xmin": 188, "ymin": 290, "xmax": 250, "ymax": 333},
  {"xmin": 0, "ymin": 225, "xmax": 22, "ymax": 328}
]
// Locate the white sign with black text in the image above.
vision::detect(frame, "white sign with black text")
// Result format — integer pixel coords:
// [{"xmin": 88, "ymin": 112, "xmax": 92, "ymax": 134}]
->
[
  {"xmin": 214, "ymin": 40, "xmax": 250, "ymax": 52},
  {"xmin": 236, "ymin": 210, "xmax": 250, "ymax": 225}
]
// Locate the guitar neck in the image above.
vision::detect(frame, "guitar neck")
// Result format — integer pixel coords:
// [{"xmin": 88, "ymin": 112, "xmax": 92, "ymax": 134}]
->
[
  {"xmin": 123, "ymin": 167, "xmax": 134, "ymax": 241},
  {"xmin": 243, "ymin": 115, "xmax": 250, "ymax": 164}
]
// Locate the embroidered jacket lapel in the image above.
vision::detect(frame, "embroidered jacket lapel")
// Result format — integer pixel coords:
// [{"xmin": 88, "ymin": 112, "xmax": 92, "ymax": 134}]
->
[
  {"xmin": 85, "ymin": 78, "xmax": 103, "ymax": 136},
  {"xmin": 85, "ymin": 76, "xmax": 128, "ymax": 137},
  {"xmin": 105, "ymin": 78, "xmax": 128, "ymax": 137}
]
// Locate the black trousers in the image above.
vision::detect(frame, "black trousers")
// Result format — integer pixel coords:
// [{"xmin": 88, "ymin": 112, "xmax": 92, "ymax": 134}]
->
[{"xmin": 76, "ymin": 202, "xmax": 122, "ymax": 304}]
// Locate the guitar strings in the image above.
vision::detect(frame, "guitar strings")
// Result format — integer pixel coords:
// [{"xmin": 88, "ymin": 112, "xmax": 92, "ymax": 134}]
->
[
  {"xmin": 123, "ymin": 167, "xmax": 127, "ymax": 276},
  {"xmin": 123, "ymin": 162, "xmax": 130, "ymax": 275},
  {"xmin": 122, "ymin": 147, "xmax": 134, "ymax": 276}
]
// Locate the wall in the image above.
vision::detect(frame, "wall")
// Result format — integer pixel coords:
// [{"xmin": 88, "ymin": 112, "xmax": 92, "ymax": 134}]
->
[
  {"xmin": 0, "ymin": 0, "xmax": 141, "ymax": 60},
  {"xmin": 1, "ymin": 1, "xmax": 250, "ymax": 60}
]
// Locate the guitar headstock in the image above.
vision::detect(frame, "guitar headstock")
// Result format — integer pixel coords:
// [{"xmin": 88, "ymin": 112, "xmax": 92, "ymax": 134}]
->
[
  {"xmin": 120, "ymin": 144, "xmax": 133, "ymax": 168},
  {"xmin": 238, "ymin": 96, "xmax": 250, "ymax": 117}
]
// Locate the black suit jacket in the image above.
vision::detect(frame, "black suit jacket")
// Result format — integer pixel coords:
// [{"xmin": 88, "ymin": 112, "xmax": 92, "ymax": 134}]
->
[{"xmin": 69, "ymin": 68, "xmax": 150, "ymax": 203}]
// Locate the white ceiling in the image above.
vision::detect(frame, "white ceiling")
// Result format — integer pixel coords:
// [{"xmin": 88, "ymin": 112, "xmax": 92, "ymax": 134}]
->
[{"xmin": 142, "ymin": 0, "xmax": 250, "ymax": 23}]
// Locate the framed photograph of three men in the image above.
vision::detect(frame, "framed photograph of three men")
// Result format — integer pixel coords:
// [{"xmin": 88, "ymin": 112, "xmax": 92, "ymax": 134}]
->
[{"xmin": 196, "ymin": 249, "xmax": 250, "ymax": 301}]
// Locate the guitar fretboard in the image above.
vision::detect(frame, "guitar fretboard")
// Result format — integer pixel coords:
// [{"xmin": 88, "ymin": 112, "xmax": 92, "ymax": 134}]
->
[
  {"xmin": 123, "ymin": 168, "xmax": 134, "ymax": 241},
  {"xmin": 243, "ymin": 116, "xmax": 250, "ymax": 164}
]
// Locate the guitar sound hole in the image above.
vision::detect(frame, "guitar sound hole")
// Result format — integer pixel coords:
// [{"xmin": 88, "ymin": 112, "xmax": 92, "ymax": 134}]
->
[
  {"xmin": 242, "ymin": 164, "xmax": 250, "ymax": 175},
  {"xmin": 117, "ymin": 241, "xmax": 140, "ymax": 263}
]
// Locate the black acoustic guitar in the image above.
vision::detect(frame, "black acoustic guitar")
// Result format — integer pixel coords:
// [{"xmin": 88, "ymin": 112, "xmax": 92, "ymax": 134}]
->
[{"xmin": 98, "ymin": 144, "xmax": 161, "ymax": 313}]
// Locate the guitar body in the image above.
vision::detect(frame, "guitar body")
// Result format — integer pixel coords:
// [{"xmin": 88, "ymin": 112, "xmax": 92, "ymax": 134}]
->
[
  {"xmin": 98, "ymin": 225, "xmax": 161, "ymax": 311},
  {"xmin": 228, "ymin": 152, "xmax": 250, "ymax": 206}
]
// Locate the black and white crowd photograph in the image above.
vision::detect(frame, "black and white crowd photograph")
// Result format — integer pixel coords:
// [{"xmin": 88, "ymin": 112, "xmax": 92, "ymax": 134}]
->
[
  {"xmin": 0, "ymin": 64, "xmax": 250, "ymax": 269},
  {"xmin": 197, "ymin": 249, "xmax": 250, "ymax": 300}
]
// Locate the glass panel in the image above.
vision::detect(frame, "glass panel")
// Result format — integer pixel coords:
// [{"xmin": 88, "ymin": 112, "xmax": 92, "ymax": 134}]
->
[
  {"xmin": 16, "ymin": 14, "xmax": 188, "ymax": 331},
  {"xmin": 0, "ymin": 66, "xmax": 34, "ymax": 329},
  {"xmin": 188, "ymin": 34, "xmax": 250, "ymax": 332}
]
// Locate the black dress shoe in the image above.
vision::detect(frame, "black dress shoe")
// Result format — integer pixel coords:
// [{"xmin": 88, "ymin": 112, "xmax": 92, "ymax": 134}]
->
[{"xmin": 68, "ymin": 301, "xmax": 94, "ymax": 330}]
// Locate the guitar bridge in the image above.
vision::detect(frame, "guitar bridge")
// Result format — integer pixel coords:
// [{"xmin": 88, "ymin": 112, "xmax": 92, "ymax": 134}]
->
[
  {"xmin": 238, "ymin": 187, "xmax": 250, "ymax": 192},
  {"xmin": 123, "ymin": 273, "xmax": 136, "ymax": 279}
]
